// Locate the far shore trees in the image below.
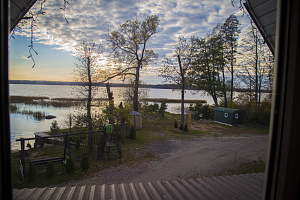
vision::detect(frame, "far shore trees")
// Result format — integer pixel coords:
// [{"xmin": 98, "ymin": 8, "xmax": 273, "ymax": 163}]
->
[
  {"xmin": 74, "ymin": 41, "xmax": 101, "ymax": 152},
  {"xmin": 107, "ymin": 15, "xmax": 159, "ymax": 112}
]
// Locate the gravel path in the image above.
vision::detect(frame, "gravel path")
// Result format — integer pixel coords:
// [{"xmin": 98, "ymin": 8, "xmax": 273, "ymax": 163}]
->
[{"xmin": 57, "ymin": 135, "xmax": 268, "ymax": 186}]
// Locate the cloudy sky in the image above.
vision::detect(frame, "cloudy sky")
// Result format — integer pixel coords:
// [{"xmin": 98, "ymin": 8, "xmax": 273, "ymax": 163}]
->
[{"xmin": 9, "ymin": 0, "xmax": 250, "ymax": 84}]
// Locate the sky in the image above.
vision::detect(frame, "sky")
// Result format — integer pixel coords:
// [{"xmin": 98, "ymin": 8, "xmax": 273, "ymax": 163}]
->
[{"xmin": 9, "ymin": 0, "xmax": 251, "ymax": 84}]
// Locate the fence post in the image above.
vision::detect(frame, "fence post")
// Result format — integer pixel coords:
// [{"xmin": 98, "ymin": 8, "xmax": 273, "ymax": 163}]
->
[
  {"xmin": 20, "ymin": 138, "xmax": 26, "ymax": 179},
  {"xmin": 97, "ymin": 128, "xmax": 106, "ymax": 160}
]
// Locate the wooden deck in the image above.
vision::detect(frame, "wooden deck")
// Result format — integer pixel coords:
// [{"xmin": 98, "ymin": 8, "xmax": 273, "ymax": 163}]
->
[{"xmin": 13, "ymin": 173, "xmax": 264, "ymax": 200}]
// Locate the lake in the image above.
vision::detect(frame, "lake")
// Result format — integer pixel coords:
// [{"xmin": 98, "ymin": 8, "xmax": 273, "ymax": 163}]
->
[{"xmin": 9, "ymin": 84, "xmax": 215, "ymax": 150}]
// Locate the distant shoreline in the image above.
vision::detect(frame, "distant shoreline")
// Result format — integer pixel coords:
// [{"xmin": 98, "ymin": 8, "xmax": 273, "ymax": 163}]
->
[
  {"xmin": 9, "ymin": 80, "xmax": 192, "ymax": 90},
  {"xmin": 9, "ymin": 80, "xmax": 272, "ymax": 93}
]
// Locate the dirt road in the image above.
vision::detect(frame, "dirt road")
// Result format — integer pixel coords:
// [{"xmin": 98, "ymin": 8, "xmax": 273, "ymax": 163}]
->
[{"xmin": 59, "ymin": 135, "xmax": 268, "ymax": 186}]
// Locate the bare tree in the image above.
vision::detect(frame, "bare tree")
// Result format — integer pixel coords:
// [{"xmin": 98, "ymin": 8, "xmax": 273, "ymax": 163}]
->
[
  {"xmin": 74, "ymin": 41, "xmax": 101, "ymax": 152},
  {"xmin": 159, "ymin": 37, "xmax": 194, "ymax": 126},
  {"xmin": 107, "ymin": 15, "xmax": 159, "ymax": 112},
  {"xmin": 237, "ymin": 25, "xmax": 274, "ymax": 105}
]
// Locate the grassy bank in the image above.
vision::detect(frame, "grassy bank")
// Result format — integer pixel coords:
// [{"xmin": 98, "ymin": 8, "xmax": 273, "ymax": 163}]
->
[{"xmin": 11, "ymin": 112, "xmax": 268, "ymax": 189}]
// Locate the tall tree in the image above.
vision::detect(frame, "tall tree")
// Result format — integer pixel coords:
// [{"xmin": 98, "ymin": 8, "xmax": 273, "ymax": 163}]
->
[
  {"xmin": 159, "ymin": 37, "xmax": 194, "ymax": 126},
  {"xmin": 107, "ymin": 15, "xmax": 159, "ymax": 112},
  {"xmin": 74, "ymin": 41, "xmax": 100, "ymax": 152},
  {"xmin": 237, "ymin": 25, "xmax": 274, "ymax": 105},
  {"xmin": 222, "ymin": 14, "xmax": 240, "ymax": 103},
  {"xmin": 189, "ymin": 35, "xmax": 222, "ymax": 107}
]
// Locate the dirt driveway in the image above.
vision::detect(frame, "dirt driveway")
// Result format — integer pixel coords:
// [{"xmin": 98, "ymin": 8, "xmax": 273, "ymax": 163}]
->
[{"xmin": 59, "ymin": 134, "xmax": 269, "ymax": 186}]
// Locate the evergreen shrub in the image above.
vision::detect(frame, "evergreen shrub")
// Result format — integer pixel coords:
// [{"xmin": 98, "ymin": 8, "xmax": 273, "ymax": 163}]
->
[
  {"xmin": 174, "ymin": 121, "xmax": 178, "ymax": 128},
  {"xmin": 183, "ymin": 124, "xmax": 188, "ymax": 132},
  {"xmin": 179, "ymin": 124, "xmax": 183, "ymax": 130}
]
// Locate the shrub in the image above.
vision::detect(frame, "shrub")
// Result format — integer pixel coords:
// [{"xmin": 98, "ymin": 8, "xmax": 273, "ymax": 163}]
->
[
  {"xmin": 81, "ymin": 157, "xmax": 89, "ymax": 172},
  {"xmin": 129, "ymin": 126, "xmax": 136, "ymax": 139},
  {"xmin": 27, "ymin": 165, "xmax": 36, "ymax": 182},
  {"xmin": 174, "ymin": 121, "xmax": 178, "ymax": 128},
  {"xmin": 158, "ymin": 101, "xmax": 168, "ymax": 117},
  {"xmin": 50, "ymin": 120, "xmax": 60, "ymax": 135},
  {"xmin": 65, "ymin": 158, "xmax": 74, "ymax": 173},
  {"xmin": 26, "ymin": 143, "xmax": 32, "ymax": 149},
  {"xmin": 179, "ymin": 124, "xmax": 183, "ymax": 130},
  {"xmin": 46, "ymin": 162, "xmax": 55, "ymax": 179},
  {"xmin": 183, "ymin": 124, "xmax": 188, "ymax": 132}
]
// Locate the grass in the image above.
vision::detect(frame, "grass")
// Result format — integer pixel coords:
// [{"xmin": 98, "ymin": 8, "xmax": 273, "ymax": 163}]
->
[{"xmin": 11, "ymin": 112, "xmax": 269, "ymax": 189}]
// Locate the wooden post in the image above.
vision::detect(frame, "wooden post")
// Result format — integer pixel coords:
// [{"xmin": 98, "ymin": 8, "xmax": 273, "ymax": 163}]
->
[
  {"xmin": 97, "ymin": 127, "xmax": 106, "ymax": 160},
  {"xmin": 63, "ymin": 134, "xmax": 67, "ymax": 160},
  {"xmin": 106, "ymin": 82, "xmax": 114, "ymax": 124},
  {"xmin": 20, "ymin": 138, "xmax": 26, "ymax": 179}
]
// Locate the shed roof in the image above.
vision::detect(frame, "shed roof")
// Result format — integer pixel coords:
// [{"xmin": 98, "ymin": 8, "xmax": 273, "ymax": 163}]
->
[
  {"xmin": 130, "ymin": 111, "xmax": 141, "ymax": 116},
  {"xmin": 214, "ymin": 107, "xmax": 243, "ymax": 113}
]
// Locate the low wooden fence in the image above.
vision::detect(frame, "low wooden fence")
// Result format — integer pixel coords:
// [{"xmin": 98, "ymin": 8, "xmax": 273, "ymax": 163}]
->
[{"xmin": 16, "ymin": 130, "xmax": 106, "ymax": 179}]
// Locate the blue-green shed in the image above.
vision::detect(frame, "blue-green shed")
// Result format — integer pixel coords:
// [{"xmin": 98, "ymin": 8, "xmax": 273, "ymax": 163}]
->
[{"xmin": 213, "ymin": 107, "xmax": 245, "ymax": 125}]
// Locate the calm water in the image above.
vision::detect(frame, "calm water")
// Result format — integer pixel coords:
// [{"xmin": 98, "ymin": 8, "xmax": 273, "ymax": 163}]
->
[{"xmin": 10, "ymin": 84, "xmax": 214, "ymax": 150}]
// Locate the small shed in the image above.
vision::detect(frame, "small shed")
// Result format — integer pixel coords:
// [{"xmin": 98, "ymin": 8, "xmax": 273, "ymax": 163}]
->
[
  {"xmin": 130, "ymin": 111, "xmax": 142, "ymax": 129},
  {"xmin": 213, "ymin": 107, "xmax": 245, "ymax": 126}
]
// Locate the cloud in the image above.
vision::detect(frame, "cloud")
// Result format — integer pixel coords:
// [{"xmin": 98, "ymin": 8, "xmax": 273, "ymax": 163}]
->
[
  {"xmin": 21, "ymin": 56, "xmax": 31, "ymax": 61},
  {"xmin": 14, "ymin": 0, "xmax": 250, "ymax": 83}
]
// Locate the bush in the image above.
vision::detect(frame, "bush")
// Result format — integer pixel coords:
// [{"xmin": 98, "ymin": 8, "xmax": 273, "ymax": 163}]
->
[
  {"xmin": 65, "ymin": 158, "xmax": 74, "ymax": 173},
  {"xmin": 46, "ymin": 162, "xmax": 55, "ymax": 179},
  {"xmin": 81, "ymin": 157, "xmax": 89, "ymax": 172},
  {"xmin": 158, "ymin": 101, "xmax": 168, "ymax": 117},
  {"xmin": 129, "ymin": 126, "xmax": 136, "ymax": 139},
  {"xmin": 50, "ymin": 120, "xmax": 60, "ymax": 135},
  {"xmin": 27, "ymin": 165, "xmax": 36, "ymax": 182},
  {"xmin": 179, "ymin": 124, "xmax": 183, "ymax": 130},
  {"xmin": 183, "ymin": 124, "xmax": 188, "ymax": 132},
  {"xmin": 174, "ymin": 121, "xmax": 178, "ymax": 128},
  {"xmin": 26, "ymin": 143, "xmax": 32, "ymax": 149}
]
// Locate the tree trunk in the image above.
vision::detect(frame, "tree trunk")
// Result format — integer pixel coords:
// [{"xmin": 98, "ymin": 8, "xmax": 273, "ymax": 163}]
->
[
  {"xmin": 133, "ymin": 64, "xmax": 140, "ymax": 112},
  {"xmin": 119, "ymin": 103, "xmax": 126, "ymax": 143},
  {"xmin": 221, "ymin": 49, "xmax": 227, "ymax": 107},
  {"xmin": 230, "ymin": 44, "xmax": 234, "ymax": 102},
  {"xmin": 222, "ymin": 66, "xmax": 227, "ymax": 107},
  {"xmin": 255, "ymin": 29, "xmax": 259, "ymax": 106},
  {"xmin": 178, "ymin": 55, "xmax": 185, "ymax": 126},
  {"xmin": 87, "ymin": 57, "xmax": 93, "ymax": 152}
]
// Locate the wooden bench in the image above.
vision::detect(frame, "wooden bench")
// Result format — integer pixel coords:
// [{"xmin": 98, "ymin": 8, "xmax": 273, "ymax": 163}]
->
[{"xmin": 29, "ymin": 156, "xmax": 65, "ymax": 167}]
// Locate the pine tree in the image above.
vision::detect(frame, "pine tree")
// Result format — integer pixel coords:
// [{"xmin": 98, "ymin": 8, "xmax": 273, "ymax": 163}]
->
[{"xmin": 221, "ymin": 14, "xmax": 240, "ymax": 103}]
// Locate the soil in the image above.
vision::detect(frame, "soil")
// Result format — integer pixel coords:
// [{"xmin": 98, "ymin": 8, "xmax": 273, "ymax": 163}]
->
[{"xmin": 55, "ymin": 122, "xmax": 269, "ymax": 187}]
